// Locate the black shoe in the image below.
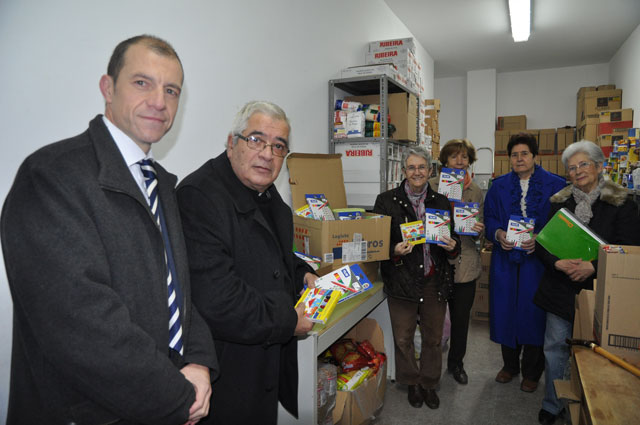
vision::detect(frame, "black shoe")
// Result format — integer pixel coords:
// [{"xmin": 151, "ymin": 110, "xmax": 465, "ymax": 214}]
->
[
  {"xmin": 450, "ymin": 366, "xmax": 469, "ymax": 385},
  {"xmin": 421, "ymin": 387, "xmax": 440, "ymax": 409},
  {"xmin": 538, "ymin": 408, "xmax": 558, "ymax": 425},
  {"xmin": 407, "ymin": 384, "xmax": 423, "ymax": 408}
]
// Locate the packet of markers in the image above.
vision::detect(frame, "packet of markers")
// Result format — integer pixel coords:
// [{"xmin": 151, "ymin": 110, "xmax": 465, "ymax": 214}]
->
[
  {"xmin": 295, "ymin": 264, "xmax": 373, "ymax": 324},
  {"xmin": 320, "ymin": 338, "xmax": 387, "ymax": 391}
]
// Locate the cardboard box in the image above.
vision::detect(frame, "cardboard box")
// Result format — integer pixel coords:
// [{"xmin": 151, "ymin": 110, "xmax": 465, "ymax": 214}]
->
[
  {"xmin": 341, "ymin": 64, "xmax": 399, "ymax": 80},
  {"xmin": 494, "ymin": 130, "xmax": 510, "ymax": 155},
  {"xmin": 598, "ymin": 120, "xmax": 633, "ymax": 136},
  {"xmin": 599, "ymin": 108, "xmax": 633, "ymax": 123},
  {"xmin": 333, "ymin": 318, "xmax": 387, "ymax": 425},
  {"xmin": 538, "ymin": 129, "xmax": 556, "ymax": 154},
  {"xmin": 509, "ymin": 129, "xmax": 539, "ymax": 146},
  {"xmin": 287, "ymin": 153, "xmax": 391, "ymax": 268},
  {"xmin": 470, "ymin": 288, "xmax": 489, "ymax": 321},
  {"xmin": 540, "ymin": 156, "xmax": 558, "ymax": 174},
  {"xmin": 345, "ymin": 93, "xmax": 418, "ymax": 141},
  {"xmin": 497, "ymin": 115, "xmax": 526, "ymax": 131},
  {"xmin": 573, "ymin": 282, "xmax": 596, "ymax": 341},
  {"xmin": 578, "ymin": 89, "xmax": 623, "ymax": 123},
  {"xmin": 577, "ymin": 86, "xmax": 596, "ymax": 99},
  {"xmin": 556, "ymin": 154, "xmax": 566, "ymax": 177},
  {"xmin": 368, "ymin": 37, "xmax": 415, "ymax": 54},
  {"xmin": 557, "ymin": 127, "xmax": 575, "ymax": 153},
  {"xmin": 594, "ymin": 245, "xmax": 640, "ymax": 364},
  {"xmin": 598, "ymin": 131, "xmax": 627, "ymax": 149},
  {"xmin": 423, "ymin": 98, "xmax": 440, "ymax": 111},
  {"xmin": 577, "ymin": 118, "xmax": 599, "ymax": 143},
  {"xmin": 476, "ymin": 248, "xmax": 491, "ymax": 288},
  {"xmin": 493, "ymin": 155, "xmax": 510, "ymax": 176},
  {"xmin": 597, "ymin": 84, "xmax": 616, "ymax": 91}
]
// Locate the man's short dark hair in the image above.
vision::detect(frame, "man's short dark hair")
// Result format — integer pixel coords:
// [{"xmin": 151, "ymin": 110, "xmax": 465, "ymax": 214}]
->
[
  {"xmin": 507, "ymin": 132, "xmax": 538, "ymax": 157},
  {"xmin": 107, "ymin": 35, "xmax": 182, "ymax": 85}
]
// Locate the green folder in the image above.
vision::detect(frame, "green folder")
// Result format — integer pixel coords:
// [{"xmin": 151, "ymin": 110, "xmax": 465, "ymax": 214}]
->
[{"xmin": 537, "ymin": 208, "xmax": 607, "ymax": 261}]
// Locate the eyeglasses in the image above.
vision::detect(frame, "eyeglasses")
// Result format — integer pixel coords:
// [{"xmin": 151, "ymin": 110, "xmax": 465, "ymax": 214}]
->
[
  {"xmin": 567, "ymin": 161, "xmax": 593, "ymax": 174},
  {"xmin": 235, "ymin": 134, "xmax": 289, "ymax": 158},
  {"xmin": 404, "ymin": 165, "xmax": 428, "ymax": 173},
  {"xmin": 510, "ymin": 151, "xmax": 531, "ymax": 159}
]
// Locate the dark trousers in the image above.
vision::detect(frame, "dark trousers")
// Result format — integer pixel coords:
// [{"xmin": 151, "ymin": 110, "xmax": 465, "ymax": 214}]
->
[
  {"xmin": 447, "ymin": 280, "xmax": 476, "ymax": 370},
  {"xmin": 387, "ymin": 276, "xmax": 447, "ymax": 389},
  {"xmin": 501, "ymin": 343, "xmax": 545, "ymax": 381}
]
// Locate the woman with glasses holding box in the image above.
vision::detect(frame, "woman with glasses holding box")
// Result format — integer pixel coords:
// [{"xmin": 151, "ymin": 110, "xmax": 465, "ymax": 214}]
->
[
  {"xmin": 373, "ymin": 146, "xmax": 460, "ymax": 411},
  {"xmin": 428, "ymin": 139, "xmax": 484, "ymax": 386},
  {"xmin": 533, "ymin": 140, "xmax": 640, "ymax": 425}
]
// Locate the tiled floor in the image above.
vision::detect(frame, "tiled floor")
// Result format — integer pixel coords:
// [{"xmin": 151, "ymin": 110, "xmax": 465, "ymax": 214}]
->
[{"xmin": 372, "ymin": 320, "xmax": 559, "ymax": 425}]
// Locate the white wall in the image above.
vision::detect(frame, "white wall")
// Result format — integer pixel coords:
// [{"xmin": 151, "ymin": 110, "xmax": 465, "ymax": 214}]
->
[
  {"xmin": 497, "ymin": 63, "xmax": 610, "ymax": 129},
  {"xmin": 0, "ymin": 0, "xmax": 434, "ymax": 418},
  {"xmin": 434, "ymin": 76, "xmax": 467, "ymax": 143},
  {"xmin": 610, "ymin": 23, "xmax": 640, "ymax": 127}
]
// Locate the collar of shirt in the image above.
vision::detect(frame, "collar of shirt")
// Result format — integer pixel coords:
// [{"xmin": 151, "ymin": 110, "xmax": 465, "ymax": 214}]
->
[{"xmin": 102, "ymin": 116, "xmax": 154, "ymax": 203}]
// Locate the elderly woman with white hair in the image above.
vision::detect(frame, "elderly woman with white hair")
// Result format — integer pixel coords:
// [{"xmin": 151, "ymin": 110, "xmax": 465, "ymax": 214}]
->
[{"xmin": 533, "ymin": 140, "xmax": 640, "ymax": 425}]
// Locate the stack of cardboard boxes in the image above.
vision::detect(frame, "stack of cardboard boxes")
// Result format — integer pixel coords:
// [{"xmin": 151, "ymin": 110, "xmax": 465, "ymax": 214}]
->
[
  {"xmin": 575, "ymin": 85, "xmax": 633, "ymax": 152},
  {"xmin": 494, "ymin": 115, "xmax": 527, "ymax": 176},
  {"xmin": 470, "ymin": 248, "xmax": 492, "ymax": 321},
  {"xmin": 423, "ymin": 99, "xmax": 440, "ymax": 156},
  {"xmin": 494, "ymin": 116, "xmax": 575, "ymax": 177},
  {"xmin": 364, "ymin": 37, "xmax": 424, "ymax": 96}
]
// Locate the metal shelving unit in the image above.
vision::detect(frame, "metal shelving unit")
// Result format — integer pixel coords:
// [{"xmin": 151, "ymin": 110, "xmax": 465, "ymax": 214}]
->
[{"xmin": 329, "ymin": 75, "xmax": 420, "ymax": 209}]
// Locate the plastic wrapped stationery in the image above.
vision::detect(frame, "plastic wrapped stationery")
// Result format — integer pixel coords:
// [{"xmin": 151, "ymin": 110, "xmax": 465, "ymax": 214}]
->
[
  {"xmin": 313, "ymin": 264, "xmax": 373, "ymax": 304},
  {"xmin": 437, "ymin": 168, "xmax": 465, "ymax": 201},
  {"xmin": 400, "ymin": 220, "xmax": 426, "ymax": 245},
  {"xmin": 295, "ymin": 287, "xmax": 341, "ymax": 324},
  {"xmin": 293, "ymin": 251, "xmax": 322, "ymax": 271},
  {"xmin": 306, "ymin": 193, "xmax": 335, "ymax": 221},
  {"xmin": 424, "ymin": 208, "xmax": 451, "ymax": 244},
  {"xmin": 506, "ymin": 215, "xmax": 535, "ymax": 250},
  {"xmin": 453, "ymin": 202, "xmax": 480, "ymax": 236}
]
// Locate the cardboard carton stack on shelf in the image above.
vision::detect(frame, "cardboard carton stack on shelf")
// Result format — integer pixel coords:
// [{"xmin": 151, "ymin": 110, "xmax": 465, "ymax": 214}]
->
[
  {"xmin": 575, "ymin": 85, "xmax": 624, "ymax": 146},
  {"xmin": 422, "ymin": 99, "xmax": 440, "ymax": 156},
  {"xmin": 575, "ymin": 85, "xmax": 638, "ymax": 186},
  {"xmin": 556, "ymin": 127, "xmax": 576, "ymax": 176},
  {"xmin": 364, "ymin": 37, "xmax": 424, "ymax": 97},
  {"xmin": 494, "ymin": 115, "xmax": 526, "ymax": 176}
]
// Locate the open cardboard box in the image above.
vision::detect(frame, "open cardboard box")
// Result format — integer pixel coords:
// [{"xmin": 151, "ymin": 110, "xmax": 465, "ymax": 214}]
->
[
  {"xmin": 287, "ymin": 153, "xmax": 391, "ymax": 269},
  {"xmin": 332, "ymin": 318, "xmax": 387, "ymax": 425}
]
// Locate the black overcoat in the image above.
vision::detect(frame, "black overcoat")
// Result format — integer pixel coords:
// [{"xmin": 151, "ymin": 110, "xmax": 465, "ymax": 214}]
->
[
  {"xmin": 177, "ymin": 153, "xmax": 313, "ymax": 425},
  {"xmin": 1, "ymin": 115, "xmax": 218, "ymax": 425},
  {"xmin": 534, "ymin": 179, "xmax": 640, "ymax": 322}
]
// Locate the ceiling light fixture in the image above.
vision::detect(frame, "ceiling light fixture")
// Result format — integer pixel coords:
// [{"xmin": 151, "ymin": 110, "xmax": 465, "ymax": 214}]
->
[{"xmin": 508, "ymin": 0, "xmax": 531, "ymax": 42}]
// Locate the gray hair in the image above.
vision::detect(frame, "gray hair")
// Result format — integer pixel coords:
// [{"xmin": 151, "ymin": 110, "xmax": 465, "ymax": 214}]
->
[
  {"xmin": 229, "ymin": 100, "xmax": 291, "ymax": 146},
  {"xmin": 561, "ymin": 140, "xmax": 605, "ymax": 168},
  {"xmin": 402, "ymin": 146, "xmax": 432, "ymax": 169}
]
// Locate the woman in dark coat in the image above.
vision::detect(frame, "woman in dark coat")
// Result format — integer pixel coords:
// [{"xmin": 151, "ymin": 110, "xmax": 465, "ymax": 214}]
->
[
  {"xmin": 534, "ymin": 140, "xmax": 640, "ymax": 425},
  {"xmin": 373, "ymin": 146, "xmax": 460, "ymax": 410}
]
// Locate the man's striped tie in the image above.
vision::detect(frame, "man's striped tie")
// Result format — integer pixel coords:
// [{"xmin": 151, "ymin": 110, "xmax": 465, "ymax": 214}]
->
[{"xmin": 139, "ymin": 159, "xmax": 183, "ymax": 355}]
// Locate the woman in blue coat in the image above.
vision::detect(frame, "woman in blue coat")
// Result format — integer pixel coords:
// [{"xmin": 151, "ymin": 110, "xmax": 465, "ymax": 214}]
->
[{"xmin": 484, "ymin": 133, "xmax": 566, "ymax": 393}]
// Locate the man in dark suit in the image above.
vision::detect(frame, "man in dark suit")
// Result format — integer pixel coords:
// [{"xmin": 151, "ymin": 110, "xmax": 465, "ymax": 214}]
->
[
  {"xmin": 177, "ymin": 101, "xmax": 317, "ymax": 425},
  {"xmin": 1, "ymin": 35, "xmax": 217, "ymax": 425}
]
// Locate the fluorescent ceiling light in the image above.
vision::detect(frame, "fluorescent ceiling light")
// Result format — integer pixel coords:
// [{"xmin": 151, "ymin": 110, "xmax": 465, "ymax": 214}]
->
[{"xmin": 509, "ymin": 0, "xmax": 530, "ymax": 42}]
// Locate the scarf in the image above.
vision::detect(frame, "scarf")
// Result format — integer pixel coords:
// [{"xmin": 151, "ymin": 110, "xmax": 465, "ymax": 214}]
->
[
  {"xmin": 572, "ymin": 175, "xmax": 605, "ymax": 224},
  {"xmin": 404, "ymin": 181, "xmax": 433, "ymax": 276},
  {"xmin": 463, "ymin": 170, "xmax": 473, "ymax": 190}
]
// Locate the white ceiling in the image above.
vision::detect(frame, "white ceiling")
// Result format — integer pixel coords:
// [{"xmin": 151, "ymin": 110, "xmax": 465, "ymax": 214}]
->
[{"xmin": 384, "ymin": 0, "xmax": 640, "ymax": 78}]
